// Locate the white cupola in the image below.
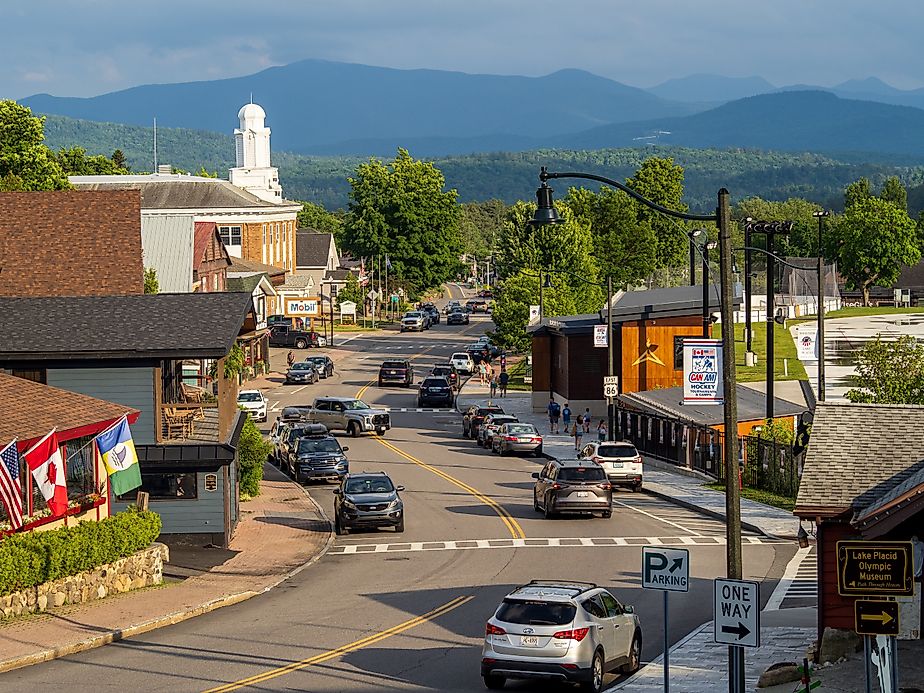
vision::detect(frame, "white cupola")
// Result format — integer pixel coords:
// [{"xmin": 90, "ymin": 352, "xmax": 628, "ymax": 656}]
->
[{"xmin": 229, "ymin": 101, "xmax": 282, "ymax": 202}]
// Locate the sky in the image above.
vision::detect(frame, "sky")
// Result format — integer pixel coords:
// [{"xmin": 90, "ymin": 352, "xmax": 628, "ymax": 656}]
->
[{"xmin": 3, "ymin": 0, "xmax": 922, "ymax": 100}]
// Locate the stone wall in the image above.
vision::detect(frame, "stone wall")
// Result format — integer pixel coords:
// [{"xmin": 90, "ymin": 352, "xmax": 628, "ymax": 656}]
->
[{"xmin": 0, "ymin": 543, "xmax": 168, "ymax": 619}]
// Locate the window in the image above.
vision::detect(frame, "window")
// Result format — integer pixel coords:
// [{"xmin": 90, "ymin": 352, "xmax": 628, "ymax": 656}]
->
[
  {"xmin": 213, "ymin": 273, "xmax": 219, "ymax": 290},
  {"xmin": 497, "ymin": 600, "xmax": 576, "ymax": 626},
  {"xmin": 118, "ymin": 472, "xmax": 197, "ymax": 500},
  {"xmin": 600, "ymin": 592, "xmax": 622, "ymax": 617},
  {"xmin": 582, "ymin": 596, "xmax": 607, "ymax": 619},
  {"xmin": 558, "ymin": 466, "xmax": 606, "ymax": 482},
  {"xmin": 218, "ymin": 225, "xmax": 242, "ymax": 246}
]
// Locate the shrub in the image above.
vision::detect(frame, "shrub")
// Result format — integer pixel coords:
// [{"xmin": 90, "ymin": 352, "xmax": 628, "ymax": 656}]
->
[
  {"xmin": 238, "ymin": 416, "xmax": 270, "ymax": 498},
  {"xmin": 0, "ymin": 507, "xmax": 161, "ymax": 595}
]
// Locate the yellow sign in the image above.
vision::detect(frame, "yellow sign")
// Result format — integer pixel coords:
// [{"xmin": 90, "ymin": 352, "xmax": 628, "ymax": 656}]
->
[{"xmin": 632, "ymin": 338, "xmax": 665, "ymax": 367}]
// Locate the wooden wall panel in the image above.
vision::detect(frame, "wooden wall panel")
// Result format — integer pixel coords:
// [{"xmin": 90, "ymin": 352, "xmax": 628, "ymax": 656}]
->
[{"xmin": 620, "ymin": 317, "xmax": 705, "ymax": 394}]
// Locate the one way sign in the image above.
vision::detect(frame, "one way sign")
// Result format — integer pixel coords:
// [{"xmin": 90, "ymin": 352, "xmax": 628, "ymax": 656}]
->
[
  {"xmin": 714, "ymin": 578, "xmax": 760, "ymax": 648},
  {"xmin": 642, "ymin": 546, "xmax": 689, "ymax": 592}
]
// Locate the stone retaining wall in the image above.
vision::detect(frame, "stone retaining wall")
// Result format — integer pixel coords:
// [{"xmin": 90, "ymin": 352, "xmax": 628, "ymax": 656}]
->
[{"xmin": 1, "ymin": 543, "xmax": 169, "ymax": 619}]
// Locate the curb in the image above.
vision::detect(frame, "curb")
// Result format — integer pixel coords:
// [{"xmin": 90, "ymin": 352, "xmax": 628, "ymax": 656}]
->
[
  {"xmin": 0, "ymin": 473, "xmax": 335, "ymax": 675},
  {"xmin": 640, "ymin": 484, "xmax": 774, "ymax": 538},
  {"xmin": 606, "ymin": 621, "xmax": 711, "ymax": 691}
]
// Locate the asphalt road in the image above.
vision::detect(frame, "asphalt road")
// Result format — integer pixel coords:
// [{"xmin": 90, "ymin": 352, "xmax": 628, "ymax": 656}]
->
[{"xmin": 4, "ymin": 289, "xmax": 796, "ymax": 692}]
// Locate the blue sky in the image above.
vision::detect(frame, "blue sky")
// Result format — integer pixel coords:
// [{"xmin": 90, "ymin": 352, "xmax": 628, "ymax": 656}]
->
[{"xmin": 4, "ymin": 0, "xmax": 922, "ymax": 99}]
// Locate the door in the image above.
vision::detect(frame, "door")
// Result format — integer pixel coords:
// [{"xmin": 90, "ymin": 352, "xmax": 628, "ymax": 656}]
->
[
  {"xmin": 582, "ymin": 595, "xmax": 617, "ymax": 661},
  {"xmin": 313, "ymin": 400, "xmax": 331, "ymax": 428},
  {"xmin": 600, "ymin": 591, "xmax": 633, "ymax": 663}
]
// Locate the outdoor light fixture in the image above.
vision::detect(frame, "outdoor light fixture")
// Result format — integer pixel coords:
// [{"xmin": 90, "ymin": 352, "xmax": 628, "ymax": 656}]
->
[
  {"xmin": 797, "ymin": 522, "xmax": 810, "ymax": 549},
  {"xmin": 530, "ymin": 181, "xmax": 562, "ymax": 226}
]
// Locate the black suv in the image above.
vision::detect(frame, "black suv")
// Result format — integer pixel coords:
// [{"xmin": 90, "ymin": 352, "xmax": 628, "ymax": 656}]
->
[
  {"xmin": 430, "ymin": 363, "xmax": 459, "ymax": 389},
  {"xmin": 378, "ymin": 359, "xmax": 414, "ymax": 387},
  {"xmin": 532, "ymin": 459, "xmax": 613, "ymax": 519},
  {"xmin": 417, "ymin": 376, "xmax": 454, "ymax": 407},
  {"xmin": 284, "ymin": 423, "xmax": 350, "ymax": 484},
  {"xmin": 462, "ymin": 404, "xmax": 505, "ymax": 439},
  {"xmin": 334, "ymin": 472, "xmax": 405, "ymax": 535}
]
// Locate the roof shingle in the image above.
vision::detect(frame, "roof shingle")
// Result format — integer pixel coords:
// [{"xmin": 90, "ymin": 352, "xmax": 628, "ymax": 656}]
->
[{"xmin": 296, "ymin": 231, "xmax": 334, "ymax": 268}]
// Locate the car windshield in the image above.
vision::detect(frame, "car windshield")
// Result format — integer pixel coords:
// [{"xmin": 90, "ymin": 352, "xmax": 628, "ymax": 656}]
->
[
  {"xmin": 451, "ymin": 353, "xmax": 470, "ymax": 360},
  {"xmin": 558, "ymin": 466, "xmax": 607, "ymax": 482},
  {"xmin": 297, "ymin": 438, "xmax": 341, "ymax": 454},
  {"xmin": 489, "ymin": 416, "xmax": 517, "ymax": 425},
  {"xmin": 496, "ymin": 599, "xmax": 576, "ymax": 626},
  {"xmin": 478, "ymin": 407, "xmax": 504, "ymax": 416},
  {"xmin": 506, "ymin": 425, "xmax": 536, "ymax": 434},
  {"xmin": 345, "ymin": 477, "xmax": 395, "ymax": 495},
  {"xmin": 423, "ymin": 379, "xmax": 447, "ymax": 387},
  {"xmin": 598, "ymin": 444, "xmax": 639, "ymax": 458},
  {"xmin": 306, "ymin": 357, "xmax": 327, "ymax": 364},
  {"xmin": 342, "ymin": 399, "xmax": 371, "ymax": 410},
  {"xmin": 290, "ymin": 363, "xmax": 313, "ymax": 370},
  {"xmin": 432, "ymin": 368, "xmax": 451, "ymax": 375},
  {"xmin": 237, "ymin": 392, "xmax": 262, "ymax": 402},
  {"xmin": 405, "ymin": 312, "xmax": 422, "ymax": 318},
  {"xmin": 382, "ymin": 362, "xmax": 407, "ymax": 369}
]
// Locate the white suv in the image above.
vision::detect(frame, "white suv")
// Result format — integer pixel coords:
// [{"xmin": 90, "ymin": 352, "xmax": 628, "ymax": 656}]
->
[
  {"xmin": 481, "ymin": 580, "xmax": 641, "ymax": 691},
  {"xmin": 237, "ymin": 390, "xmax": 267, "ymax": 422},
  {"xmin": 450, "ymin": 351, "xmax": 475, "ymax": 374},
  {"xmin": 580, "ymin": 441, "xmax": 643, "ymax": 491}
]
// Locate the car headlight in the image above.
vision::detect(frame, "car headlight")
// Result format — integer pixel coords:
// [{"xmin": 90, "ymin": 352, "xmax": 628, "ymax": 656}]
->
[
  {"xmin": 386, "ymin": 498, "xmax": 401, "ymax": 510},
  {"xmin": 342, "ymin": 499, "xmax": 357, "ymax": 510}
]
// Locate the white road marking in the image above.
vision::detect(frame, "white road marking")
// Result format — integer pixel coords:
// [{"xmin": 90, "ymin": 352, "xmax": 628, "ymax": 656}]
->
[
  {"xmin": 764, "ymin": 546, "xmax": 816, "ymax": 611},
  {"xmin": 334, "ymin": 334, "xmax": 365, "ymax": 345},
  {"xmin": 270, "ymin": 400, "xmax": 280, "ymax": 411},
  {"xmin": 290, "ymin": 385, "xmax": 308, "ymax": 395},
  {"xmin": 327, "ymin": 535, "xmax": 784, "ymax": 556},
  {"xmin": 612, "ymin": 498, "xmax": 707, "ymax": 537}
]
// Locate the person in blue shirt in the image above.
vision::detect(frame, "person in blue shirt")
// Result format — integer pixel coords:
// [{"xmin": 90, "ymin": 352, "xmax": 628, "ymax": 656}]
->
[
  {"xmin": 562, "ymin": 403, "xmax": 572, "ymax": 429},
  {"xmin": 547, "ymin": 398, "xmax": 561, "ymax": 433}
]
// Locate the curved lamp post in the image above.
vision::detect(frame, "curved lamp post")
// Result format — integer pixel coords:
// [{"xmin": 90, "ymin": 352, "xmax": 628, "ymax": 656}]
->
[{"xmin": 530, "ymin": 167, "xmax": 744, "ymax": 691}]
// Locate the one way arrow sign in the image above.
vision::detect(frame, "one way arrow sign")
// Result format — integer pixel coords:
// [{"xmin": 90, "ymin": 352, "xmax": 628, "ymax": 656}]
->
[{"xmin": 714, "ymin": 578, "xmax": 760, "ymax": 648}]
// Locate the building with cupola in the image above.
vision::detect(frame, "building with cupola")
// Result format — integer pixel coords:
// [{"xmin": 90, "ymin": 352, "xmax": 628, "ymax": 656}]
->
[{"xmin": 229, "ymin": 103, "xmax": 283, "ymax": 203}]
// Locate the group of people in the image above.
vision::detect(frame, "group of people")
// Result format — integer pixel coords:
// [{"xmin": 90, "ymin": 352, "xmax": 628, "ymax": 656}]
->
[
  {"xmin": 478, "ymin": 360, "xmax": 510, "ymax": 398},
  {"xmin": 547, "ymin": 398, "xmax": 608, "ymax": 450}
]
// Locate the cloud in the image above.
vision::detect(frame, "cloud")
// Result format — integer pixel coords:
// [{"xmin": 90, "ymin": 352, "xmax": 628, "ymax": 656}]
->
[{"xmin": 2, "ymin": 0, "xmax": 922, "ymax": 99}]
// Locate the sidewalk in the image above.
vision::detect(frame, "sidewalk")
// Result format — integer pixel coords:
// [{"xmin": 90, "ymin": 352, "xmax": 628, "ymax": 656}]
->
[{"xmin": 0, "ymin": 464, "xmax": 332, "ymax": 673}]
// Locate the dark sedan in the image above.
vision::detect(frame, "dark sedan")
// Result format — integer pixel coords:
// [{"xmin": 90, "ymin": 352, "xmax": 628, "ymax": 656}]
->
[{"xmin": 285, "ymin": 361, "xmax": 320, "ymax": 385}]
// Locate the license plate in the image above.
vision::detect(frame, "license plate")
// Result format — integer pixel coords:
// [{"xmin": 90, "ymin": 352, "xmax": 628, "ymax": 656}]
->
[
  {"xmin": 576, "ymin": 491, "xmax": 589, "ymax": 498},
  {"xmin": 612, "ymin": 462, "xmax": 623, "ymax": 468},
  {"xmin": 520, "ymin": 635, "xmax": 540, "ymax": 647}
]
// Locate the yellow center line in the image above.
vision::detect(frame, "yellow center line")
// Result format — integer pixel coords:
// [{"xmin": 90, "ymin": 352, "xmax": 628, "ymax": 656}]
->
[{"xmin": 202, "ymin": 595, "xmax": 474, "ymax": 693}]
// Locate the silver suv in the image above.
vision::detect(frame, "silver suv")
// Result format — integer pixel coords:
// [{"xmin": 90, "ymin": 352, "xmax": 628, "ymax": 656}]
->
[
  {"xmin": 481, "ymin": 580, "xmax": 641, "ymax": 691},
  {"xmin": 532, "ymin": 459, "xmax": 613, "ymax": 519}
]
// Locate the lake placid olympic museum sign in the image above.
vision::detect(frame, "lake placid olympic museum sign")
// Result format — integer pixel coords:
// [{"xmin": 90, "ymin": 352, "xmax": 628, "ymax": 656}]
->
[{"xmin": 285, "ymin": 298, "xmax": 321, "ymax": 317}]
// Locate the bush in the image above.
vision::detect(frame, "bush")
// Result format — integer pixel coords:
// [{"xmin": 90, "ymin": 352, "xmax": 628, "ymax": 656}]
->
[
  {"xmin": 0, "ymin": 507, "xmax": 161, "ymax": 595},
  {"xmin": 238, "ymin": 416, "xmax": 270, "ymax": 498}
]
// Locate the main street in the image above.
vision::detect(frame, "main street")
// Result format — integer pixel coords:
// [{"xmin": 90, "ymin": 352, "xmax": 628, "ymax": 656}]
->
[{"xmin": 5, "ymin": 296, "xmax": 797, "ymax": 692}]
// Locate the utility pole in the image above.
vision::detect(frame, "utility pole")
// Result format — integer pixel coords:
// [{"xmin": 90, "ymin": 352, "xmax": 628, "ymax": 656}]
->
[
  {"xmin": 765, "ymin": 226, "xmax": 776, "ymax": 420},
  {"xmin": 690, "ymin": 240, "xmax": 697, "ymax": 287},
  {"xmin": 813, "ymin": 211, "xmax": 830, "ymax": 402},
  {"xmin": 702, "ymin": 241, "xmax": 711, "ymax": 338},
  {"xmin": 607, "ymin": 275, "xmax": 615, "ymax": 441},
  {"xmin": 744, "ymin": 221, "xmax": 754, "ymax": 362}
]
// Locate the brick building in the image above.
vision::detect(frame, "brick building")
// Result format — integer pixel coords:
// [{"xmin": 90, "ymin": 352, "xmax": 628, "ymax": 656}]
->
[
  {"xmin": 193, "ymin": 221, "xmax": 232, "ymax": 293},
  {"xmin": 0, "ymin": 190, "xmax": 143, "ymax": 296}
]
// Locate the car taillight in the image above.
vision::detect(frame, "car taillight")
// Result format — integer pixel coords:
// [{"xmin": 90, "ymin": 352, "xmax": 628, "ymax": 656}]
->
[
  {"xmin": 553, "ymin": 627, "xmax": 590, "ymax": 641},
  {"xmin": 599, "ymin": 482, "xmax": 612, "ymax": 490},
  {"xmin": 505, "ymin": 436, "xmax": 518, "ymax": 441},
  {"xmin": 485, "ymin": 623, "xmax": 506, "ymax": 636},
  {"xmin": 635, "ymin": 456, "xmax": 642, "ymax": 464},
  {"xmin": 591, "ymin": 456, "xmax": 601, "ymax": 464},
  {"xmin": 551, "ymin": 483, "xmax": 561, "ymax": 490}
]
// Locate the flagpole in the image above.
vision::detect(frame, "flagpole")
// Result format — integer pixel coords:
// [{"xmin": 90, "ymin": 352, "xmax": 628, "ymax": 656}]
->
[{"xmin": 385, "ymin": 256, "xmax": 389, "ymax": 322}]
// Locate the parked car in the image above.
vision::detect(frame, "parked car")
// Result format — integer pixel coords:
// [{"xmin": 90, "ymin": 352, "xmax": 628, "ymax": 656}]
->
[
  {"xmin": 492, "ymin": 423, "xmax": 543, "ymax": 457},
  {"xmin": 417, "ymin": 376, "xmax": 454, "ymax": 408},
  {"xmin": 273, "ymin": 420, "xmax": 320, "ymax": 468},
  {"xmin": 310, "ymin": 396, "xmax": 391, "ymax": 437},
  {"xmin": 580, "ymin": 441, "xmax": 643, "ymax": 491},
  {"xmin": 447, "ymin": 309, "xmax": 470, "ymax": 325},
  {"xmin": 237, "ymin": 390, "xmax": 267, "ymax": 422},
  {"xmin": 378, "ymin": 359, "xmax": 414, "ymax": 388},
  {"xmin": 284, "ymin": 423, "xmax": 350, "ymax": 484},
  {"xmin": 401, "ymin": 312, "xmax": 426, "ymax": 332},
  {"xmin": 334, "ymin": 472, "xmax": 405, "ymax": 535},
  {"xmin": 269, "ymin": 324, "xmax": 325, "ymax": 349},
  {"xmin": 267, "ymin": 314, "xmax": 305, "ymax": 329},
  {"xmin": 462, "ymin": 404, "xmax": 505, "ymax": 439},
  {"xmin": 430, "ymin": 363, "xmax": 459, "ymax": 389},
  {"xmin": 285, "ymin": 361, "xmax": 320, "ymax": 385},
  {"xmin": 481, "ymin": 580, "xmax": 641, "ymax": 690},
  {"xmin": 304, "ymin": 354, "xmax": 335, "ymax": 379},
  {"xmin": 532, "ymin": 459, "xmax": 612, "ymax": 519},
  {"xmin": 466, "ymin": 343, "xmax": 491, "ymax": 364},
  {"xmin": 451, "ymin": 351, "xmax": 475, "ymax": 375},
  {"xmin": 477, "ymin": 414, "xmax": 519, "ymax": 448}
]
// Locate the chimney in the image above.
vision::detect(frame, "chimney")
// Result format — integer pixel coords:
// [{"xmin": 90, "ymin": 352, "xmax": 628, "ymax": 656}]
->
[{"xmin": 157, "ymin": 164, "xmax": 172, "ymax": 175}]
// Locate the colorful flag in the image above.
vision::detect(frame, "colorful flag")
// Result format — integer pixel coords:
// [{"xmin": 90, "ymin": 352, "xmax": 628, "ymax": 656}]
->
[
  {"xmin": 385, "ymin": 254, "xmax": 392, "ymax": 270},
  {"xmin": 96, "ymin": 417, "xmax": 142, "ymax": 497},
  {"xmin": 0, "ymin": 440, "xmax": 23, "ymax": 530},
  {"xmin": 358, "ymin": 257, "xmax": 369, "ymax": 287},
  {"xmin": 24, "ymin": 430, "xmax": 68, "ymax": 517}
]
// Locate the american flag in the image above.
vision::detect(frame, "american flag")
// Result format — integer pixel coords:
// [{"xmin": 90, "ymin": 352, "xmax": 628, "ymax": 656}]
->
[{"xmin": 0, "ymin": 440, "xmax": 23, "ymax": 530}]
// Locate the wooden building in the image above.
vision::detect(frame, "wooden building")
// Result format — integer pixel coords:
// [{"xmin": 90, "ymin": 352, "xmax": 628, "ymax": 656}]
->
[{"xmin": 795, "ymin": 402, "xmax": 924, "ymax": 642}]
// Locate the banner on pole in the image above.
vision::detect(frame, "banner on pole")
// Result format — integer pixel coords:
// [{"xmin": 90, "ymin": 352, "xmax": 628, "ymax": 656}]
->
[
  {"xmin": 795, "ymin": 324, "xmax": 818, "ymax": 361},
  {"xmin": 527, "ymin": 305, "xmax": 540, "ymax": 326},
  {"xmin": 593, "ymin": 324, "xmax": 608, "ymax": 347},
  {"xmin": 683, "ymin": 339, "xmax": 723, "ymax": 405}
]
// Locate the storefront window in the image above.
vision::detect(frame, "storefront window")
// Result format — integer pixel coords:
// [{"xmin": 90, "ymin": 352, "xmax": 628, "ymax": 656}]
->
[{"xmin": 118, "ymin": 472, "xmax": 198, "ymax": 500}]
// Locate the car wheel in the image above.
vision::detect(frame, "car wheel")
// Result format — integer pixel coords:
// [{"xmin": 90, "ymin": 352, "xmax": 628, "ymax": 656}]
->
[
  {"xmin": 602, "ymin": 510, "xmax": 612, "ymax": 519},
  {"xmin": 622, "ymin": 633, "xmax": 642, "ymax": 674},
  {"xmin": 295, "ymin": 338, "xmax": 307, "ymax": 349},
  {"xmin": 499, "ymin": 446, "xmax": 508, "ymax": 457},
  {"xmin": 582, "ymin": 651, "xmax": 604, "ymax": 693},
  {"xmin": 543, "ymin": 497, "xmax": 555, "ymax": 519},
  {"xmin": 533, "ymin": 446, "xmax": 543, "ymax": 458},
  {"xmin": 395, "ymin": 517, "xmax": 405, "ymax": 533},
  {"xmin": 376, "ymin": 428, "xmax": 386, "ymax": 436},
  {"xmin": 633, "ymin": 483, "xmax": 643, "ymax": 492},
  {"xmin": 378, "ymin": 380, "xmax": 384, "ymax": 387},
  {"xmin": 482, "ymin": 674, "xmax": 505, "ymax": 690},
  {"xmin": 348, "ymin": 421, "xmax": 360, "ymax": 438},
  {"xmin": 335, "ymin": 516, "xmax": 348, "ymax": 536},
  {"xmin": 533, "ymin": 492, "xmax": 541, "ymax": 512}
]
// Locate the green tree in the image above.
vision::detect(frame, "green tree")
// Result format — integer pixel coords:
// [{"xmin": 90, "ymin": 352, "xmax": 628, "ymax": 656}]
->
[
  {"xmin": 55, "ymin": 145, "xmax": 129, "ymax": 175},
  {"xmin": 143, "ymin": 267, "xmax": 159, "ymax": 294},
  {"xmin": 625, "ymin": 157, "xmax": 688, "ymax": 269},
  {"xmin": 491, "ymin": 270, "xmax": 578, "ymax": 350},
  {"xmin": 237, "ymin": 416, "xmax": 270, "ymax": 498},
  {"xmin": 459, "ymin": 199, "xmax": 507, "ymax": 259},
  {"xmin": 734, "ymin": 197, "xmax": 827, "ymax": 257},
  {"xmin": 298, "ymin": 201, "xmax": 346, "ymax": 246},
  {"xmin": 337, "ymin": 271, "xmax": 363, "ymax": 306},
  {"xmin": 111, "ymin": 149, "xmax": 127, "ymax": 170},
  {"xmin": 343, "ymin": 149, "xmax": 461, "ymax": 296},
  {"xmin": 846, "ymin": 336, "xmax": 924, "ymax": 404},
  {"xmin": 844, "ymin": 177, "xmax": 872, "ymax": 210},
  {"xmin": 830, "ymin": 196, "xmax": 919, "ymax": 305},
  {"xmin": 879, "ymin": 176, "xmax": 907, "ymax": 211},
  {"xmin": 0, "ymin": 100, "xmax": 69, "ymax": 190}
]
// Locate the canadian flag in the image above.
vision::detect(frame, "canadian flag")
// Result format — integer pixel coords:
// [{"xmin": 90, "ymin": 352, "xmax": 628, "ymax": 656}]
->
[{"xmin": 24, "ymin": 430, "xmax": 68, "ymax": 517}]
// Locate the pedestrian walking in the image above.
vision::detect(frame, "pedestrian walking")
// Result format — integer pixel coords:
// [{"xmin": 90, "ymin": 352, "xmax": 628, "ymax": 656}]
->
[
  {"xmin": 500, "ymin": 353, "xmax": 507, "ymax": 370},
  {"xmin": 573, "ymin": 418, "xmax": 583, "ymax": 450},
  {"xmin": 597, "ymin": 419, "xmax": 607, "ymax": 442},
  {"xmin": 583, "ymin": 409, "xmax": 592, "ymax": 433},
  {"xmin": 562, "ymin": 403, "xmax": 572, "ymax": 429},
  {"xmin": 490, "ymin": 374, "xmax": 498, "ymax": 398},
  {"xmin": 286, "ymin": 350, "xmax": 295, "ymax": 368},
  {"xmin": 547, "ymin": 397, "xmax": 561, "ymax": 434},
  {"xmin": 498, "ymin": 369, "xmax": 509, "ymax": 397}
]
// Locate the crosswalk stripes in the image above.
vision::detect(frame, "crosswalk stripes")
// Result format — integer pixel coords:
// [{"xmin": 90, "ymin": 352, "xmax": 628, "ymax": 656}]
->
[
  {"xmin": 764, "ymin": 546, "xmax": 817, "ymax": 610},
  {"xmin": 614, "ymin": 495, "xmax": 759, "ymax": 537}
]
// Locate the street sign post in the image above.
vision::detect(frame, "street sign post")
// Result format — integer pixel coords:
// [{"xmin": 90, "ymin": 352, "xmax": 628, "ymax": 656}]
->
[
  {"xmin": 714, "ymin": 578, "xmax": 760, "ymax": 648},
  {"xmin": 593, "ymin": 324, "xmax": 608, "ymax": 347},
  {"xmin": 603, "ymin": 375, "xmax": 619, "ymax": 385},
  {"xmin": 855, "ymin": 600, "xmax": 900, "ymax": 637},
  {"xmin": 603, "ymin": 375, "xmax": 619, "ymax": 400},
  {"xmin": 837, "ymin": 541, "xmax": 914, "ymax": 597},
  {"xmin": 642, "ymin": 547, "xmax": 689, "ymax": 693}
]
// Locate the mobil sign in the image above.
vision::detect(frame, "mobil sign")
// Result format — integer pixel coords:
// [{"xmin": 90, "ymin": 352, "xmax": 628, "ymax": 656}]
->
[{"xmin": 683, "ymin": 339, "xmax": 723, "ymax": 405}]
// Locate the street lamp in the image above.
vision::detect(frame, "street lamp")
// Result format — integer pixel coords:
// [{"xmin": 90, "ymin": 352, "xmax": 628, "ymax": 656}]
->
[
  {"xmin": 530, "ymin": 170, "xmax": 745, "ymax": 690},
  {"xmin": 812, "ymin": 211, "xmax": 830, "ymax": 402}
]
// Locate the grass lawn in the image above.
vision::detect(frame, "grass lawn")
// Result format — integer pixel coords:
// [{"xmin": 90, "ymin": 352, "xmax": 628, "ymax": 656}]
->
[
  {"xmin": 715, "ymin": 322, "xmax": 807, "ymax": 383},
  {"xmin": 333, "ymin": 324, "xmax": 381, "ymax": 332},
  {"xmin": 704, "ymin": 482, "xmax": 795, "ymax": 512},
  {"xmin": 505, "ymin": 357, "xmax": 531, "ymax": 392}
]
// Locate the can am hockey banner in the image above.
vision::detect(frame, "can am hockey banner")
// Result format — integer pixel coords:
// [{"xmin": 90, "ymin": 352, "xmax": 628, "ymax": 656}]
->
[{"xmin": 683, "ymin": 339, "xmax": 723, "ymax": 405}]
